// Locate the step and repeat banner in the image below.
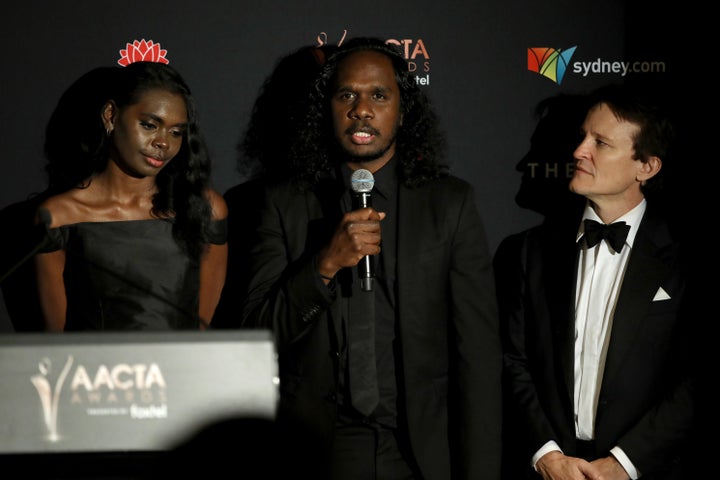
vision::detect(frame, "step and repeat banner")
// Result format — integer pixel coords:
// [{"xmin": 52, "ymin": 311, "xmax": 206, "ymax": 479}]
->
[{"xmin": 0, "ymin": 0, "xmax": 689, "ymax": 330}]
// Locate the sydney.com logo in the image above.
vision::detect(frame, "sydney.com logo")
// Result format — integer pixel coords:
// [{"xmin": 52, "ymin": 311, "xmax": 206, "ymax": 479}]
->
[{"xmin": 527, "ymin": 46, "xmax": 666, "ymax": 85}]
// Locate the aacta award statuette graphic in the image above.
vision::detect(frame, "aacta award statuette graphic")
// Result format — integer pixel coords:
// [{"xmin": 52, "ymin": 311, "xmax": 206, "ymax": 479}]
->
[{"xmin": 31, "ymin": 356, "xmax": 74, "ymax": 442}]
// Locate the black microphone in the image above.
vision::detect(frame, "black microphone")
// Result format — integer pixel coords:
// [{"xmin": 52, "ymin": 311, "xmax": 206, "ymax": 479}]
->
[{"xmin": 350, "ymin": 168, "xmax": 375, "ymax": 292}]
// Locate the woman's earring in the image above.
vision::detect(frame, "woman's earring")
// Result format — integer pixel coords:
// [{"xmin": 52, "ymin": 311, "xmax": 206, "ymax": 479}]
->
[{"xmin": 106, "ymin": 128, "xmax": 112, "ymax": 137}]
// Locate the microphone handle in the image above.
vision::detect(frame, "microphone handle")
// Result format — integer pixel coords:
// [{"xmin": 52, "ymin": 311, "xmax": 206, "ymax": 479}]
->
[
  {"xmin": 353, "ymin": 192, "xmax": 374, "ymax": 292},
  {"xmin": 356, "ymin": 191, "xmax": 371, "ymax": 209}
]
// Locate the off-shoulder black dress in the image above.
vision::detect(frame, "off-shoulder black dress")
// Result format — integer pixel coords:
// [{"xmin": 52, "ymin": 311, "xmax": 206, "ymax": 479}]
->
[{"xmin": 40, "ymin": 218, "xmax": 227, "ymax": 330}]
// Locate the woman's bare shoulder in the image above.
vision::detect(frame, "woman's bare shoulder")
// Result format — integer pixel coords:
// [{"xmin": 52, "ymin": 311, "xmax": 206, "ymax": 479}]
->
[
  {"xmin": 205, "ymin": 188, "xmax": 228, "ymax": 220},
  {"xmin": 36, "ymin": 191, "xmax": 84, "ymax": 228}
]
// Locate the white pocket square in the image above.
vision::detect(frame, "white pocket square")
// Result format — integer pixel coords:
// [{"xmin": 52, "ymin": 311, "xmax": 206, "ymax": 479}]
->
[{"xmin": 652, "ymin": 287, "xmax": 671, "ymax": 301}]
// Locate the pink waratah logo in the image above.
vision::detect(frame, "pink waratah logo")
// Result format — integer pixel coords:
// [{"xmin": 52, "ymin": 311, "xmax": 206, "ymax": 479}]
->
[{"xmin": 117, "ymin": 39, "xmax": 169, "ymax": 66}]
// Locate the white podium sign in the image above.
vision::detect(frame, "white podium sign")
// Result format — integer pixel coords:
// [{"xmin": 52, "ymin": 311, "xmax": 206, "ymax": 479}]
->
[{"xmin": 0, "ymin": 330, "xmax": 278, "ymax": 453}]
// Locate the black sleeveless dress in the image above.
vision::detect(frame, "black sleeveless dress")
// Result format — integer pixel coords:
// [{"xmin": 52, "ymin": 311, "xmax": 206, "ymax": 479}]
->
[{"xmin": 40, "ymin": 218, "xmax": 227, "ymax": 331}]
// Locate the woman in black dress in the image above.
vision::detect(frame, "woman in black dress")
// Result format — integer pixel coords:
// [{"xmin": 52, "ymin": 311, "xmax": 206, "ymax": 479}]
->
[{"xmin": 34, "ymin": 61, "xmax": 227, "ymax": 331}]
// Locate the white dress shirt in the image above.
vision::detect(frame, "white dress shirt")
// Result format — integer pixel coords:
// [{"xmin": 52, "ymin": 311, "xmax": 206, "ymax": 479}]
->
[{"xmin": 532, "ymin": 199, "xmax": 646, "ymax": 479}]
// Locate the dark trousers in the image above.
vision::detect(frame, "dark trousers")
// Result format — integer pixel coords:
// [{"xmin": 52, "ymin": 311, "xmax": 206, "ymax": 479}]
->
[{"xmin": 330, "ymin": 412, "xmax": 421, "ymax": 480}]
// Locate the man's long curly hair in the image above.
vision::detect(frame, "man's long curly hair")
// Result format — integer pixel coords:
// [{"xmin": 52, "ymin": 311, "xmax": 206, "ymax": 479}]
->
[
  {"xmin": 286, "ymin": 36, "xmax": 449, "ymax": 190},
  {"xmin": 43, "ymin": 62, "xmax": 214, "ymax": 259}
]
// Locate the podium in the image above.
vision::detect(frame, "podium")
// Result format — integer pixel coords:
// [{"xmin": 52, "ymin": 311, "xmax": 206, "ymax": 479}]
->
[{"xmin": 0, "ymin": 330, "xmax": 278, "ymax": 455}]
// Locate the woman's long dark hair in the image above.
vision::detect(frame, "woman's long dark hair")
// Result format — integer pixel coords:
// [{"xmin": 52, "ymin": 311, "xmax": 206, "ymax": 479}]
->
[{"xmin": 44, "ymin": 62, "xmax": 214, "ymax": 259}]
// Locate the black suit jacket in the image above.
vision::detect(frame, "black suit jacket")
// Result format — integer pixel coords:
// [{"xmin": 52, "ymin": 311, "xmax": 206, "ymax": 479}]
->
[
  {"xmin": 497, "ymin": 203, "xmax": 695, "ymax": 479},
  {"xmin": 242, "ymin": 174, "xmax": 502, "ymax": 480}
]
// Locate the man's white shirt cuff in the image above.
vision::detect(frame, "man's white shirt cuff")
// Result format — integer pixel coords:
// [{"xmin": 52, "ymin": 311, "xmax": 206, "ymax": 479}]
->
[
  {"xmin": 532, "ymin": 440, "xmax": 562, "ymax": 471},
  {"xmin": 610, "ymin": 446, "xmax": 639, "ymax": 479}
]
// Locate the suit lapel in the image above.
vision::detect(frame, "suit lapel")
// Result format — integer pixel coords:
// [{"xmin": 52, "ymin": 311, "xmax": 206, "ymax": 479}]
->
[{"xmin": 602, "ymin": 207, "xmax": 674, "ymax": 385}]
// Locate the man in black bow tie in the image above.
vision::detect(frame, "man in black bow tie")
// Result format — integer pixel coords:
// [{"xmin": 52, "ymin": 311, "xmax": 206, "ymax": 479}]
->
[{"xmin": 498, "ymin": 84, "xmax": 695, "ymax": 480}]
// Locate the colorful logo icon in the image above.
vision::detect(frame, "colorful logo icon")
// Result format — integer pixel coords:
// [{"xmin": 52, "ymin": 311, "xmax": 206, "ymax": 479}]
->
[
  {"xmin": 527, "ymin": 46, "xmax": 577, "ymax": 85},
  {"xmin": 118, "ymin": 39, "xmax": 169, "ymax": 66}
]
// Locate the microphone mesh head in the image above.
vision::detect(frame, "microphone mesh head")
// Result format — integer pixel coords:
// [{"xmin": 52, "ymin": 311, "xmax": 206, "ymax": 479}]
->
[{"xmin": 350, "ymin": 169, "xmax": 375, "ymax": 193}]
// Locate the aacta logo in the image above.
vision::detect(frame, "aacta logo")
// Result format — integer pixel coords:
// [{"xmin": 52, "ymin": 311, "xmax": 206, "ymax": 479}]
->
[
  {"xmin": 118, "ymin": 39, "xmax": 169, "ymax": 66},
  {"xmin": 527, "ymin": 46, "xmax": 577, "ymax": 85},
  {"xmin": 317, "ymin": 29, "xmax": 432, "ymax": 86},
  {"xmin": 31, "ymin": 356, "xmax": 168, "ymax": 442}
]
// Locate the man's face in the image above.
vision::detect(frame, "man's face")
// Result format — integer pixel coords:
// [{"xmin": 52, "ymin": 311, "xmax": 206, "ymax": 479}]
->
[
  {"xmin": 329, "ymin": 50, "xmax": 402, "ymax": 167},
  {"xmin": 569, "ymin": 102, "xmax": 645, "ymax": 205}
]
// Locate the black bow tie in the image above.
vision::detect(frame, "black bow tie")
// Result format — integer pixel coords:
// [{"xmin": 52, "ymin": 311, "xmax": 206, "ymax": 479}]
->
[{"xmin": 583, "ymin": 219, "xmax": 630, "ymax": 253}]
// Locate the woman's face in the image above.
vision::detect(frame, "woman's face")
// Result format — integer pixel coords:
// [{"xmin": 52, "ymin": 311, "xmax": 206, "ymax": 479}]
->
[{"xmin": 107, "ymin": 88, "xmax": 188, "ymax": 178}]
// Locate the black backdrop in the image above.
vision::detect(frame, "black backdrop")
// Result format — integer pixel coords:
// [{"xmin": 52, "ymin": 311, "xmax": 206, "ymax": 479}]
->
[{"xmin": 0, "ymin": 1, "xmax": 692, "ymax": 330}]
